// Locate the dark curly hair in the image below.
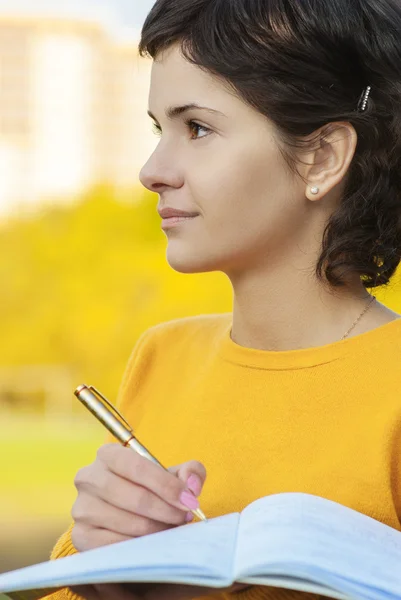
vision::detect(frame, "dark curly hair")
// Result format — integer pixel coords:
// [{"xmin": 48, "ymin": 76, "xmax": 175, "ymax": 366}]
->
[{"xmin": 138, "ymin": 0, "xmax": 401, "ymax": 289}]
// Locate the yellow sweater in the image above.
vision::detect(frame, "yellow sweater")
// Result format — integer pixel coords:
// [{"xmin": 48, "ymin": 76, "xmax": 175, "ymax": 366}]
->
[{"xmin": 47, "ymin": 312, "xmax": 401, "ymax": 600}]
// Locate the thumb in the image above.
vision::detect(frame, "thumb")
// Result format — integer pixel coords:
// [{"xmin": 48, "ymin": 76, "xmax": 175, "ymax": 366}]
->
[{"xmin": 168, "ymin": 460, "xmax": 207, "ymax": 496}]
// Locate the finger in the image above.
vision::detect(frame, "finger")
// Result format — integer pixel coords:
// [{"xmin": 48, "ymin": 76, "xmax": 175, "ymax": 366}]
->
[
  {"xmin": 168, "ymin": 461, "xmax": 207, "ymax": 497},
  {"xmin": 96, "ymin": 445, "xmax": 199, "ymax": 512},
  {"xmin": 72, "ymin": 492, "xmax": 186, "ymax": 536},
  {"xmin": 72, "ymin": 523, "xmax": 133, "ymax": 552},
  {"xmin": 75, "ymin": 468, "xmax": 194, "ymax": 524}
]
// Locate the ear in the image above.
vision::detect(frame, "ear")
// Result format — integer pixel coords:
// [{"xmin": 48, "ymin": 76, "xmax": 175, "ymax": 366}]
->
[{"xmin": 301, "ymin": 122, "xmax": 358, "ymax": 201}]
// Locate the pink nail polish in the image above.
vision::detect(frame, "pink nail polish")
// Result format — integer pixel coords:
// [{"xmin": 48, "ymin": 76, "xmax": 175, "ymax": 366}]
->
[
  {"xmin": 179, "ymin": 490, "xmax": 200, "ymax": 510},
  {"xmin": 185, "ymin": 512, "xmax": 194, "ymax": 522},
  {"xmin": 187, "ymin": 474, "xmax": 202, "ymax": 496}
]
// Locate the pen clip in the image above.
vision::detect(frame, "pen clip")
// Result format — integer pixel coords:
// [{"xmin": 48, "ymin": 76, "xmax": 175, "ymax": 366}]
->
[{"xmin": 89, "ymin": 386, "xmax": 133, "ymax": 433}]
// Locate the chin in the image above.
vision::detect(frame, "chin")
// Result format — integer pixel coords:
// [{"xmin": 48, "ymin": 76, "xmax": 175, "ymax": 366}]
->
[
  {"xmin": 166, "ymin": 258, "xmax": 214, "ymax": 274},
  {"xmin": 166, "ymin": 248, "xmax": 218, "ymax": 274}
]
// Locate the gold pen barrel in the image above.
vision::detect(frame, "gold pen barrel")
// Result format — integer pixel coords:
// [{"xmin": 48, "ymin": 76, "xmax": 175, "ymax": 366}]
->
[
  {"xmin": 74, "ymin": 384, "xmax": 133, "ymax": 445},
  {"xmin": 125, "ymin": 437, "xmax": 166, "ymax": 468}
]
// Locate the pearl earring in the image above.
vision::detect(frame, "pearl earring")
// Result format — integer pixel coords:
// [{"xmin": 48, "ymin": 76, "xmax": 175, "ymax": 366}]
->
[{"xmin": 310, "ymin": 187, "xmax": 319, "ymax": 195}]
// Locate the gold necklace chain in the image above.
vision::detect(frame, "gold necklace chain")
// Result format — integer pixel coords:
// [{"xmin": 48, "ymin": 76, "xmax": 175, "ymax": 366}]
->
[{"xmin": 341, "ymin": 295, "xmax": 376, "ymax": 340}]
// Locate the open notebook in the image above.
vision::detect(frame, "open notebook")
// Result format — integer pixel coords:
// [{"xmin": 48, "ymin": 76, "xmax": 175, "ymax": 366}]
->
[{"xmin": 0, "ymin": 493, "xmax": 400, "ymax": 600}]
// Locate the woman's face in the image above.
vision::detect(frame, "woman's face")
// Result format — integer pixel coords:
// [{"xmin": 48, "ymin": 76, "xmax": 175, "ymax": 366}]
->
[{"xmin": 139, "ymin": 44, "xmax": 308, "ymax": 277}]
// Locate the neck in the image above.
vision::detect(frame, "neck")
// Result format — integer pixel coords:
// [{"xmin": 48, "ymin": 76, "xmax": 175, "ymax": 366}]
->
[{"xmin": 227, "ymin": 267, "xmax": 374, "ymax": 352}]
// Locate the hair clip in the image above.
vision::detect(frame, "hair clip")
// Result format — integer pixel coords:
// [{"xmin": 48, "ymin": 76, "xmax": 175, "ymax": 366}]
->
[{"xmin": 357, "ymin": 85, "xmax": 371, "ymax": 112}]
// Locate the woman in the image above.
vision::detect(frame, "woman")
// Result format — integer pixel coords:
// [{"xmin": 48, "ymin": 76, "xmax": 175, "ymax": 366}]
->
[{"xmin": 49, "ymin": 0, "xmax": 401, "ymax": 599}]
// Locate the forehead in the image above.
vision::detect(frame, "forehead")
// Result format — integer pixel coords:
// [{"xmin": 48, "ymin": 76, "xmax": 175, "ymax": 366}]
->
[{"xmin": 149, "ymin": 45, "xmax": 229, "ymax": 103}]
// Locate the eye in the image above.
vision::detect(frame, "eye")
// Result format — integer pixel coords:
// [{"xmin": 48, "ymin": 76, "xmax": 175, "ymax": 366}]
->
[
  {"xmin": 150, "ymin": 120, "xmax": 212, "ymax": 140},
  {"xmin": 185, "ymin": 119, "xmax": 211, "ymax": 140}
]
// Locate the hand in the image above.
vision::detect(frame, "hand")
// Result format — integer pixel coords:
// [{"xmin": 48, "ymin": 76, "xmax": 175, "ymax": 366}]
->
[
  {"xmin": 69, "ymin": 582, "xmax": 251, "ymax": 600},
  {"xmin": 71, "ymin": 443, "xmax": 207, "ymax": 552}
]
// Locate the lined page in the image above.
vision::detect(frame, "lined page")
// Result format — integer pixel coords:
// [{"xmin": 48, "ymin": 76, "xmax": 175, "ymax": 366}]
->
[
  {"xmin": 234, "ymin": 493, "xmax": 401, "ymax": 599},
  {"xmin": 0, "ymin": 513, "xmax": 239, "ymax": 594}
]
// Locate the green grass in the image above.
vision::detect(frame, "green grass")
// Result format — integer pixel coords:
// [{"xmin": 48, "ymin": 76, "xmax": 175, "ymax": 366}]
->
[
  {"xmin": 0, "ymin": 415, "xmax": 105, "ymax": 575},
  {"xmin": 1, "ymin": 415, "xmax": 103, "ymax": 519}
]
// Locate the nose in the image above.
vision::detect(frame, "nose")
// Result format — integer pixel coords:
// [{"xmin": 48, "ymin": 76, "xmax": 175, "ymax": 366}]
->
[{"xmin": 139, "ymin": 151, "xmax": 183, "ymax": 193}]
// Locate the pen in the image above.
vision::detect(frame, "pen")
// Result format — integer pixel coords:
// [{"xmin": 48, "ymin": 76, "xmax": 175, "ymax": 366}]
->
[{"xmin": 74, "ymin": 384, "xmax": 207, "ymax": 522}]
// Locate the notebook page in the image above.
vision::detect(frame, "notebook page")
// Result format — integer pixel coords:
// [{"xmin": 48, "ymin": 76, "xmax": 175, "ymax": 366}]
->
[
  {"xmin": 233, "ymin": 493, "xmax": 401, "ymax": 599},
  {"xmin": 0, "ymin": 513, "xmax": 239, "ymax": 595}
]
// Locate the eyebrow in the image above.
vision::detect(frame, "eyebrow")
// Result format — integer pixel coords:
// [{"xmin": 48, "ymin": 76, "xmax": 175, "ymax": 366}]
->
[{"xmin": 147, "ymin": 103, "xmax": 227, "ymax": 121}]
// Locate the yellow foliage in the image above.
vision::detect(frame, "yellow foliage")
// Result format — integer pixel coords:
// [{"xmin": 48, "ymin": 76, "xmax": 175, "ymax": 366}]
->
[{"xmin": 0, "ymin": 183, "xmax": 232, "ymax": 406}]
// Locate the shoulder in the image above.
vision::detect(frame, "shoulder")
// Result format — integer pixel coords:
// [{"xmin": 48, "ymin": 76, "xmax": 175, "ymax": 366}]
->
[
  {"xmin": 138, "ymin": 312, "xmax": 232, "ymax": 350},
  {"xmin": 127, "ymin": 312, "xmax": 232, "ymax": 360},
  {"xmin": 116, "ymin": 313, "xmax": 232, "ymax": 413}
]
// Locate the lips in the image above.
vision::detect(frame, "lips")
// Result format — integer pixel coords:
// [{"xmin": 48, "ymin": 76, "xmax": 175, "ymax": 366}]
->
[
  {"xmin": 160, "ymin": 214, "xmax": 199, "ymax": 230},
  {"xmin": 158, "ymin": 207, "xmax": 199, "ymax": 219}
]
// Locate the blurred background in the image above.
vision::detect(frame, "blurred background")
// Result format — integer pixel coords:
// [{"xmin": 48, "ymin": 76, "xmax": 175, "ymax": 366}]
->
[
  {"xmin": 0, "ymin": 0, "xmax": 232, "ymax": 577},
  {"xmin": 0, "ymin": 0, "xmax": 400, "ymax": 583}
]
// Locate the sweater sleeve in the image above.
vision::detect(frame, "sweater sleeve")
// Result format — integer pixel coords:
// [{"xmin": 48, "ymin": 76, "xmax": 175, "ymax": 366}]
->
[
  {"xmin": 42, "ymin": 328, "xmax": 157, "ymax": 600},
  {"xmin": 41, "ymin": 523, "xmax": 80, "ymax": 600}
]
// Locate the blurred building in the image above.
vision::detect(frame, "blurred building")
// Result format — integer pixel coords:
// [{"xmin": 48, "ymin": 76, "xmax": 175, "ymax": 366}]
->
[{"xmin": 0, "ymin": 15, "xmax": 156, "ymax": 214}]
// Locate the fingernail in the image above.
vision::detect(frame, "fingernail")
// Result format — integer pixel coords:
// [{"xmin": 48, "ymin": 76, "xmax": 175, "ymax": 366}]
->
[
  {"xmin": 187, "ymin": 474, "xmax": 202, "ymax": 496},
  {"xmin": 185, "ymin": 512, "xmax": 194, "ymax": 522},
  {"xmin": 179, "ymin": 490, "xmax": 200, "ymax": 510}
]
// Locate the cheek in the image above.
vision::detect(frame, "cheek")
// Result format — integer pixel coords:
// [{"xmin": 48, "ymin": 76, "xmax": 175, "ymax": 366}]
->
[{"xmin": 191, "ymin": 147, "xmax": 287, "ymax": 230}]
